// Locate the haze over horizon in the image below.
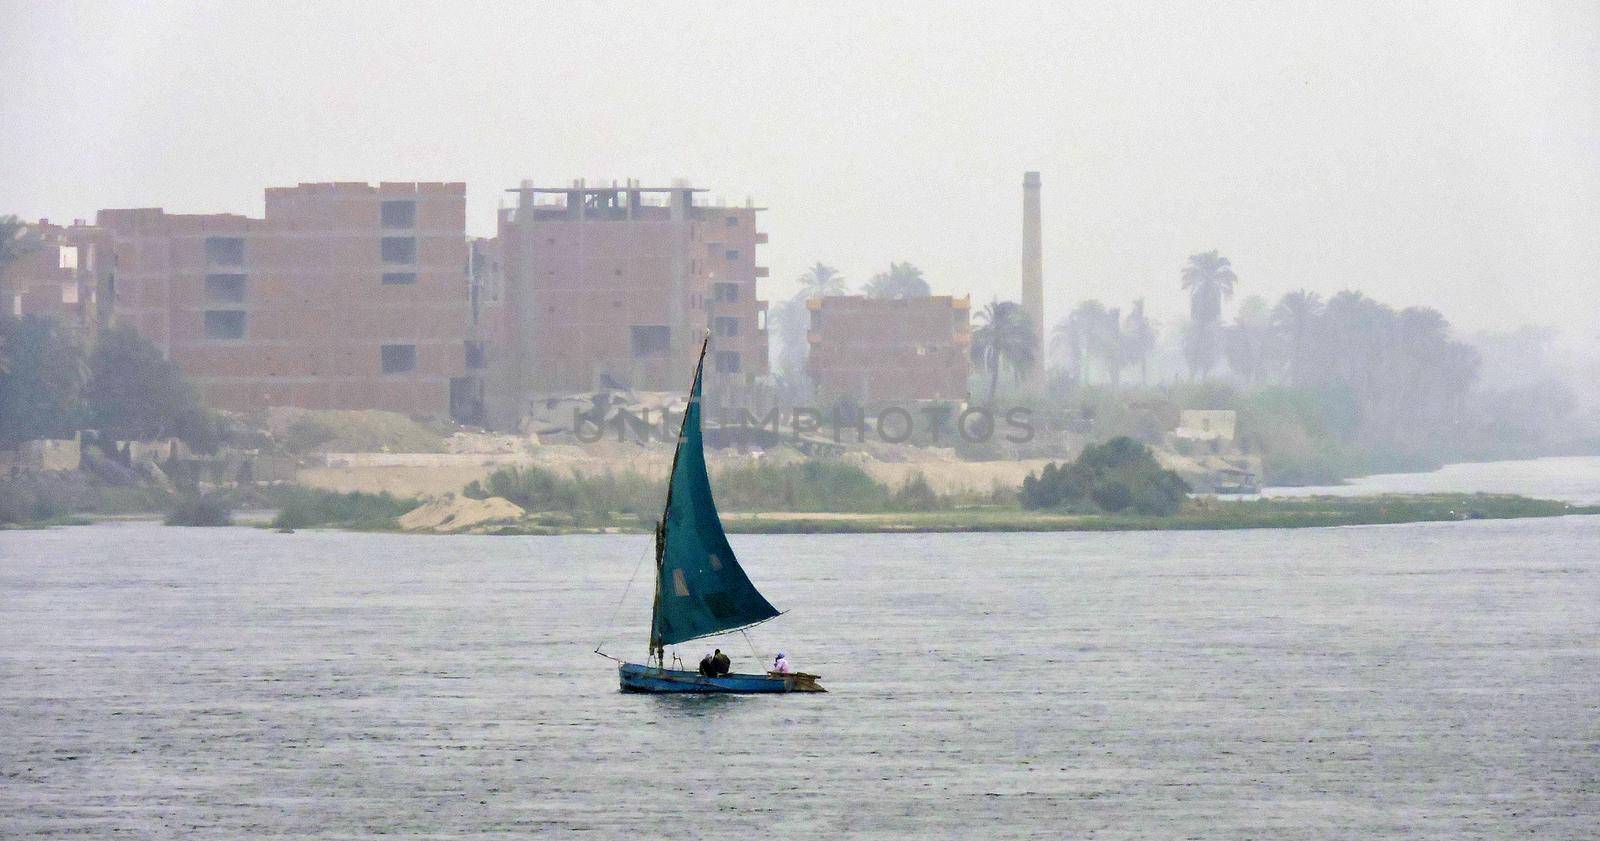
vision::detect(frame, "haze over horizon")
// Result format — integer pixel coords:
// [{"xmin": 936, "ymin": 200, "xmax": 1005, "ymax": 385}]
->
[{"xmin": 3, "ymin": 1, "xmax": 1596, "ymax": 340}]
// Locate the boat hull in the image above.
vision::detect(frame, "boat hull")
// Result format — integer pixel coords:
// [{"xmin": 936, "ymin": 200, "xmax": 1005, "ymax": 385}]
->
[{"xmin": 618, "ymin": 662, "xmax": 825, "ymax": 694}]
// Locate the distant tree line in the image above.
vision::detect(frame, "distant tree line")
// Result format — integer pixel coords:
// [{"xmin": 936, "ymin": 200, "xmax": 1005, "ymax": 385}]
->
[{"xmin": 0, "ymin": 317, "xmax": 222, "ymax": 452}]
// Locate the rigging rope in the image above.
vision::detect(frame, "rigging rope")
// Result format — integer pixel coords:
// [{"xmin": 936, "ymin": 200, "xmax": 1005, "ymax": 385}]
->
[{"xmin": 595, "ymin": 538, "xmax": 652, "ymax": 656}]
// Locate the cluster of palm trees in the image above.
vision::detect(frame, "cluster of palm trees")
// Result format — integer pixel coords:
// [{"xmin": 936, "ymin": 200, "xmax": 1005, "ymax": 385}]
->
[
  {"xmin": 1221, "ymin": 289, "xmax": 1481, "ymax": 440},
  {"xmin": 790, "ymin": 260, "xmax": 932, "ymax": 301},
  {"xmin": 1051, "ymin": 298, "xmax": 1157, "ymax": 387},
  {"xmin": 1166, "ymin": 248, "xmax": 1482, "ymax": 444}
]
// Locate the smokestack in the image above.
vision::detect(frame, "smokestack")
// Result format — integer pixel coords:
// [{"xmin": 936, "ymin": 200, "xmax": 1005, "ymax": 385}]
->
[{"xmin": 1021, "ymin": 171, "xmax": 1044, "ymax": 372}]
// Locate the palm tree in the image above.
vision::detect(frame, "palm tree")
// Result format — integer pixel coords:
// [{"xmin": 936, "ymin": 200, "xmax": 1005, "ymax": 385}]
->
[
  {"xmin": 862, "ymin": 262, "xmax": 930, "ymax": 299},
  {"xmin": 1224, "ymin": 295, "xmax": 1273, "ymax": 385},
  {"xmin": 1180, "ymin": 250, "xmax": 1237, "ymax": 378},
  {"xmin": 770, "ymin": 299, "xmax": 811, "ymax": 378},
  {"xmin": 1122, "ymin": 299, "xmax": 1157, "ymax": 386},
  {"xmin": 1270, "ymin": 289, "xmax": 1322, "ymax": 386},
  {"xmin": 1052, "ymin": 300, "xmax": 1110, "ymax": 383},
  {"xmin": 970, "ymin": 299, "xmax": 1035, "ymax": 403},
  {"xmin": 793, "ymin": 262, "xmax": 847, "ymax": 302},
  {"xmin": 1101, "ymin": 306, "xmax": 1125, "ymax": 388}
]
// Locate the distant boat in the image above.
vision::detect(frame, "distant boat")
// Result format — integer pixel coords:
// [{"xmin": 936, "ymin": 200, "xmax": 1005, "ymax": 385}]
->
[
  {"xmin": 604, "ymin": 333, "xmax": 824, "ymax": 694},
  {"xmin": 1212, "ymin": 466, "xmax": 1260, "ymax": 495}
]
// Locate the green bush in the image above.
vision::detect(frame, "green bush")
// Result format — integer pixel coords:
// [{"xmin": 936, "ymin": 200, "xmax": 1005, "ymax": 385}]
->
[
  {"xmin": 165, "ymin": 493, "xmax": 233, "ymax": 527},
  {"xmin": 712, "ymin": 460, "xmax": 890, "ymax": 512},
  {"xmin": 267, "ymin": 486, "xmax": 420, "ymax": 529},
  {"xmin": 470, "ymin": 458, "xmax": 942, "ymax": 517},
  {"xmin": 482, "ymin": 465, "xmax": 661, "ymax": 523},
  {"xmin": 1020, "ymin": 436, "xmax": 1189, "ymax": 515},
  {"xmin": 890, "ymin": 472, "xmax": 945, "ymax": 512}
]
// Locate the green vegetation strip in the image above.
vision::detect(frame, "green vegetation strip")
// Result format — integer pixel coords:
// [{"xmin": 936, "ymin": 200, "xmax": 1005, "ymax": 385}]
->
[{"xmin": 709, "ymin": 494, "xmax": 1598, "ymax": 535}]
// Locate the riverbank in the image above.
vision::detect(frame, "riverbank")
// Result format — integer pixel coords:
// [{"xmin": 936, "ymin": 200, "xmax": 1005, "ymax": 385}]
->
[
  {"xmin": 468, "ymin": 493, "xmax": 1592, "ymax": 535},
  {"xmin": 11, "ymin": 492, "xmax": 1593, "ymax": 535}
]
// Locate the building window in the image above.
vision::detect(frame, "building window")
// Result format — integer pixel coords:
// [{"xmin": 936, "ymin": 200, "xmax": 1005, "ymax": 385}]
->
[
  {"xmin": 381, "ymin": 236, "xmax": 417, "ymax": 265},
  {"xmin": 465, "ymin": 340, "xmax": 487, "ymax": 370},
  {"xmin": 714, "ymin": 316, "xmax": 739, "ymax": 337},
  {"xmin": 61, "ymin": 283, "xmax": 78, "ymax": 304},
  {"xmin": 713, "ymin": 282, "xmax": 738, "ymax": 302},
  {"xmin": 381, "ymin": 344, "xmax": 417, "ymax": 374},
  {"xmin": 724, "ymin": 250, "xmax": 739, "ymax": 261},
  {"xmin": 631, "ymin": 325, "xmax": 670, "ymax": 358},
  {"xmin": 382, "ymin": 272, "xmax": 417, "ymax": 285},
  {"xmin": 725, "ymin": 216, "xmax": 738, "ymax": 227},
  {"xmin": 756, "ymin": 308, "xmax": 767, "ymax": 331},
  {"xmin": 381, "ymin": 200, "xmax": 417, "ymax": 229},
  {"xmin": 205, "ymin": 273, "xmax": 246, "ymax": 302},
  {"xmin": 715, "ymin": 351, "xmax": 741, "ymax": 374},
  {"xmin": 203, "ymin": 310, "xmax": 246, "ymax": 340},
  {"xmin": 59, "ymin": 245, "xmax": 79, "ymax": 270},
  {"xmin": 205, "ymin": 236, "xmax": 244, "ymax": 266}
]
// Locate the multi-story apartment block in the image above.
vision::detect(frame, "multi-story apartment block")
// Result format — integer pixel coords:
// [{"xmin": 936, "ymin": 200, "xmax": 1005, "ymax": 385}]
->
[
  {"xmin": 807, "ymin": 294, "xmax": 972, "ymax": 404},
  {"xmin": 490, "ymin": 180, "xmax": 769, "ymax": 424},
  {"xmin": 95, "ymin": 182, "xmax": 470, "ymax": 417}
]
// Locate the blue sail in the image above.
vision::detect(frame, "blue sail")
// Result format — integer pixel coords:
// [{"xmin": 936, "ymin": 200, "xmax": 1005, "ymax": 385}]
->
[{"xmin": 650, "ymin": 338, "xmax": 780, "ymax": 649}]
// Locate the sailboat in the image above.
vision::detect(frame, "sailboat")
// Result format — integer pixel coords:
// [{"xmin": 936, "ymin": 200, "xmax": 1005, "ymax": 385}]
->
[{"xmin": 604, "ymin": 333, "xmax": 824, "ymax": 694}]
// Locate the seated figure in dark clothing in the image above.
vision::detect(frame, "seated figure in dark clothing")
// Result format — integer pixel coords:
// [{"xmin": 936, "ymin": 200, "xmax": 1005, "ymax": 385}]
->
[
  {"xmin": 711, "ymin": 649, "xmax": 731, "ymax": 676},
  {"xmin": 698, "ymin": 653, "xmax": 715, "ymax": 676}
]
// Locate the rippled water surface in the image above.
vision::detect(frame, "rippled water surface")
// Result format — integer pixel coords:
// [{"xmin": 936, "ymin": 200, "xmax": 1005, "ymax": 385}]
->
[{"xmin": 4, "ymin": 501, "xmax": 1600, "ymax": 837}]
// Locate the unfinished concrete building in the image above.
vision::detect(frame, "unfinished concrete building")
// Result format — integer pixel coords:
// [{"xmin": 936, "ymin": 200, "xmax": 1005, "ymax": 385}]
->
[
  {"xmin": 490, "ymin": 180, "xmax": 770, "ymax": 425},
  {"xmin": 806, "ymin": 295, "xmax": 971, "ymax": 404},
  {"xmin": 96, "ymin": 182, "xmax": 471, "ymax": 417}
]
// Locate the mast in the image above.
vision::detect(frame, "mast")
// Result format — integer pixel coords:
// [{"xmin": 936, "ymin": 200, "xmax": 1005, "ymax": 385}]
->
[{"xmin": 649, "ymin": 331, "xmax": 711, "ymax": 662}]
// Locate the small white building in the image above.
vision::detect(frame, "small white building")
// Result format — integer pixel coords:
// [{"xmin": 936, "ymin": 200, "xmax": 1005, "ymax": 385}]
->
[{"xmin": 1172, "ymin": 410, "xmax": 1237, "ymax": 444}]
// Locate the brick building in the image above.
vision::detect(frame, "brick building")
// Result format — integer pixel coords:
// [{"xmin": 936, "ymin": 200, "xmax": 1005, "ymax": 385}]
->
[
  {"xmin": 489, "ymin": 180, "xmax": 770, "ymax": 425},
  {"xmin": 1, "ymin": 219, "xmax": 112, "ymax": 332},
  {"xmin": 806, "ymin": 295, "xmax": 972, "ymax": 403},
  {"xmin": 95, "ymin": 182, "xmax": 470, "ymax": 417}
]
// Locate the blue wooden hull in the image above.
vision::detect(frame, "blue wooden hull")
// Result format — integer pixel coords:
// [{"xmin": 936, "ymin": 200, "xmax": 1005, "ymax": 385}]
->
[{"xmin": 618, "ymin": 663, "xmax": 824, "ymax": 694}]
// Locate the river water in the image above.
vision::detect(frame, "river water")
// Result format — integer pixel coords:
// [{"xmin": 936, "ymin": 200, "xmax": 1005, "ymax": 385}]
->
[
  {"xmin": 1266, "ymin": 454, "xmax": 1600, "ymax": 505},
  {"xmin": 3, "ymin": 461, "xmax": 1599, "ymax": 838}
]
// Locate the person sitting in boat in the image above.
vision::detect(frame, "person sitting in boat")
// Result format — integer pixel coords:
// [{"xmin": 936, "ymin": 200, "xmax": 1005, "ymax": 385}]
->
[
  {"xmin": 698, "ymin": 652, "xmax": 716, "ymax": 677},
  {"xmin": 711, "ymin": 649, "xmax": 731, "ymax": 676},
  {"xmin": 772, "ymin": 652, "xmax": 792, "ymax": 674}
]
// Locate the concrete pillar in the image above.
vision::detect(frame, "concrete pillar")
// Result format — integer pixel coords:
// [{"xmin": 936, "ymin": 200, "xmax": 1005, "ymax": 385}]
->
[
  {"xmin": 668, "ymin": 188, "xmax": 692, "ymax": 373},
  {"xmin": 1021, "ymin": 171, "xmax": 1044, "ymax": 373}
]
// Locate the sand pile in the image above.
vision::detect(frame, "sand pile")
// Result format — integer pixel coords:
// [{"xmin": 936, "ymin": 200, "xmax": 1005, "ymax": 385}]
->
[{"xmin": 397, "ymin": 495, "xmax": 525, "ymax": 533}]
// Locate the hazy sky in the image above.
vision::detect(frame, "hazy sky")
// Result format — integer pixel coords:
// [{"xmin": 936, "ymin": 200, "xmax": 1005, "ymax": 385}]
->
[{"xmin": 3, "ymin": 1, "xmax": 1596, "ymax": 338}]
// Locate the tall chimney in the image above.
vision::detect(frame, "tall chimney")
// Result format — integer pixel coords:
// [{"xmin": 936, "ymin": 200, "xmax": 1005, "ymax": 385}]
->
[{"xmin": 1021, "ymin": 171, "xmax": 1044, "ymax": 371}]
